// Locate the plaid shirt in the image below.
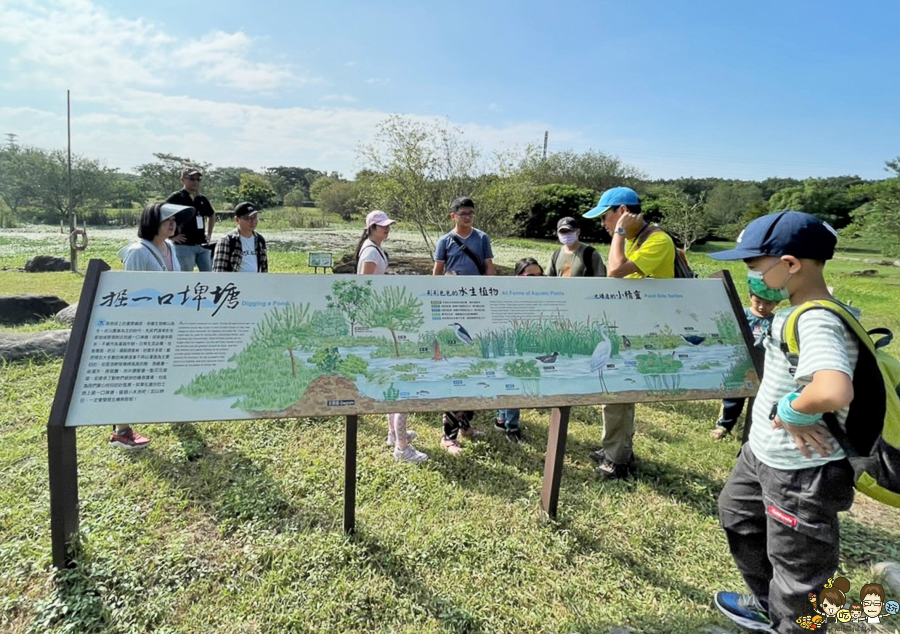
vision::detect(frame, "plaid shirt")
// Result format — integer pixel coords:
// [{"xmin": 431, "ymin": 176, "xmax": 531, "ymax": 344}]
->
[{"xmin": 212, "ymin": 229, "xmax": 268, "ymax": 272}]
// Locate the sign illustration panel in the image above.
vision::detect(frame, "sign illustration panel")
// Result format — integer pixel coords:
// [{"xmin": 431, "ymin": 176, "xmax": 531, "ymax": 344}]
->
[{"xmin": 65, "ymin": 273, "xmax": 759, "ymax": 426}]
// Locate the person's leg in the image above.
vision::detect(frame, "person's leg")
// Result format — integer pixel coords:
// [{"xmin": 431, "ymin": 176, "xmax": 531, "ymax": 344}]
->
[
  {"xmin": 458, "ymin": 410, "xmax": 484, "ymax": 439},
  {"xmin": 716, "ymin": 398, "xmax": 745, "ymax": 432},
  {"xmin": 392, "ymin": 413, "xmax": 408, "ymax": 451},
  {"xmin": 386, "ymin": 413, "xmax": 397, "ymax": 445},
  {"xmin": 175, "ymin": 245, "xmax": 195, "ymax": 272},
  {"xmin": 441, "ymin": 411, "xmax": 463, "ymax": 454},
  {"xmin": 761, "ymin": 459, "xmax": 854, "ymax": 633},
  {"xmin": 599, "ymin": 402, "xmax": 635, "ymax": 464},
  {"xmin": 718, "ymin": 446, "xmax": 772, "ymax": 606},
  {"xmin": 109, "ymin": 425, "xmax": 150, "ymax": 449},
  {"xmin": 496, "ymin": 409, "xmax": 508, "ymax": 432},
  {"xmin": 195, "ymin": 245, "xmax": 212, "ymax": 272},
  {"xmin": 505, "ymin": 409, "xmax": 521, "ymax": 432}
]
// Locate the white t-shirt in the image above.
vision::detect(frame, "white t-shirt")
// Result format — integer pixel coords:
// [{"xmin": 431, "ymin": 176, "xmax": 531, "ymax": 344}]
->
[
  {"xmin": 239, "ymin": 235, "xmax": 258, "ymax": 273},
  {"xmin": 356, "ymin": 239, "xmax": 388, "ymax": 274}
]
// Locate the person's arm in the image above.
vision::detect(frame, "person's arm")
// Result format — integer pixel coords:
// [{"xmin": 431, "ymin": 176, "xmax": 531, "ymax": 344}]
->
[
  {"xmin": 593, "ymin": 248, "xmax": 607, "ymax": 277},
  {"xmin": 361, "ymin": 261, "xmax": 378, "ymax": 274},
  {"xmin": 211, "ymin": 237, "xmax": 230, "ymax": 272},
  {"xmin": 482, "ymin": 235, "xmax": 495, "ymax": 276},
  {"xmin": 773, "ymin": 312, "xmax": 855, "ymax": 458},
  {"xmin": 484, "ymin": 259, "xmax": 495, "ymax": 276},
  {"xmin": 206, "ymin": 211, "xmax": 216, "ymax": 242},
  {"xmin": 606, "ymin": 233, "xmax": 641, "ymax": 277},
  {"xmin": 433, "ymin": 261, "xmax": 445, "ymax": 276},
  {"xmin": 433, "ymin": 236, "xmax": 447, "ymax": 276}
]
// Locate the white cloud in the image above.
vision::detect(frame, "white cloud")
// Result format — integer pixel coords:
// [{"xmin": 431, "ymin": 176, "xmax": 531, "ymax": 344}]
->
[
  {"xmin": 321, "ymin": 94, "xmax": 359, "ymax": 103},
  {"xmin": 0, "ymin": 0, "xmax": 301, "ymax": 92},
  {"xmin": 365, "ymin": 77, "xmax": 391, "ymax": 86},
  {"xmin": 343, "ymin": 60, "xmax": 359, "ymax": 67}
]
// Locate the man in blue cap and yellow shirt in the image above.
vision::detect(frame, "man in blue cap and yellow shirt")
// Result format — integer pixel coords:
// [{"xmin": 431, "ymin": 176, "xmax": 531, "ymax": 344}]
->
[{"xmin": 583, "ymin": 186, "xmax": 676, "ymax": 478}]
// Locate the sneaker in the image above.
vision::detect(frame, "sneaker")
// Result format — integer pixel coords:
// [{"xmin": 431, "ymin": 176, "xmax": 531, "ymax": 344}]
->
[
  {"xmin": 440, "ymin": 437, "xmax": 463, "ymax": 455},
  {"xmin": 713, "ymin": 592, "xmax": 774, "ymax": 632},
  {"xmin": 494, "ymin": 418, "xmax": 507, "ymax": 432},
  {"xmin": 459, "ymin": 426, "xmax": 485, "ymax": 439},
  {"xmin": 506, "ymin": 429, "xmax": 525, "ymax": 444},
  {"xmin": 595, "ymin": 458, "xmax": 632, "ymax": 480},
  {"xmin": 109, "ymin": 427, "xmax": 150, "ymax": 450},
  {"xmin": 710, "ymin": 426, "xmax": 730, "ymax": 440},
  {"xmin": 393, "ymin": 444, "xmax": 428, "ymax": 463},
  {"xmin": 386, "ymin": 430, "xmax": 417, "ymax": 446},
  {"xmin": 589, "ymin": 448, "xmax": 607, "ymax": 463}
]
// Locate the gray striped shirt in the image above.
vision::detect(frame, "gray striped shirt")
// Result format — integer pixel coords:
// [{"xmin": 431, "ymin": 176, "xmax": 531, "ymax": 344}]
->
[{"xmin": 750, "ymin": 307, "xmax": 859, "ymax": 470}]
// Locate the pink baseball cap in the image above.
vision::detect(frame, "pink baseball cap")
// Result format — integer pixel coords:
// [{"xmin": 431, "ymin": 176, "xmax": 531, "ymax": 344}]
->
[{"xmin": 366, "ymin": 210, "xmax": 397, "ymax": 228}]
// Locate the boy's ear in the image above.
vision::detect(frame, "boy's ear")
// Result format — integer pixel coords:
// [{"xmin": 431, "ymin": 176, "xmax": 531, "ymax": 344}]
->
[{"xmin": 781, "ymin": 255, "xmax": 802, "ymax": 273}]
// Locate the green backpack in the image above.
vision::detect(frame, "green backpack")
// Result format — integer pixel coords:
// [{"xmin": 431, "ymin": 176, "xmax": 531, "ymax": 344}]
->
[{"xmin": 781, "ymin": 299, "xmax": 900, "ymax": 507}]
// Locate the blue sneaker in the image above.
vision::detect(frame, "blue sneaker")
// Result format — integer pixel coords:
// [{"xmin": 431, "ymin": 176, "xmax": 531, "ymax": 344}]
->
[{"xmin": 714, "ymin": 592, "xmax": 774, "ymax": 632}]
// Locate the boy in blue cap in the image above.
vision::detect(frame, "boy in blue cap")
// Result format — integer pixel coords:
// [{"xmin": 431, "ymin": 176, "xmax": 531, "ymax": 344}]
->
[{"xmin": 708, "ymin": 211, "xmax": 857, "ymax": 633}]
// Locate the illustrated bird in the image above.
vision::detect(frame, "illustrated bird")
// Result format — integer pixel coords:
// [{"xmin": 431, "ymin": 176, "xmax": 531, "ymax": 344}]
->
[
  {"xmin": 590, "ymin": 338, "xmax": 612, "ymax": 392},
  {"xmin": 535, "ymin": 351, "xmax": 560, "ymax": 364},
  {"xmin": 625, "ymin": 378, "xmax": 636, "ymax": 383},
  {"xmin": 450, "ymin": 322, "xmax": 473, "ymax": 345},
  {"xmin": 477, "ymin": 382, "xmax": 490, "ymax": 388},
  {"xmin": 621, "ymin": 335, "xmax": 632, "ymax": 349},
  {"xmin": 681, "ymin": 334, "xmax": 706, "ymax": 346},
  {"xmin": 416, "ymin": 390, "xmax": 430, "ymax": 396}
]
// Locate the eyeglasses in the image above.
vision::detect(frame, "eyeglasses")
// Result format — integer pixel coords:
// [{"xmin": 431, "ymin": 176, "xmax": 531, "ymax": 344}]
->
[
  {"xmin": 454, "ymin": 212, "xmax": 475, "ymax": 217},
  {"xmin": 557, "ymin": 229, "xmax": 575, "ymax": 234},
  {"xmin": 863, "ymin": 601, "xmax": 882, "ymax": 607}
]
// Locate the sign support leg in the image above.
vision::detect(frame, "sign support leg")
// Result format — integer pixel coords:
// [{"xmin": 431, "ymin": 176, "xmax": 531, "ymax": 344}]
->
[
  {"xmin": 48, "ymin": 425, "xmax": 79, "ymax": 568},
  {"xmin": 540, "ymin": 406, "xmax": 571, "ymax": 519},
  {"xmin": 343, "ymin": 415, "xmax": 358, "ymax": 533}
]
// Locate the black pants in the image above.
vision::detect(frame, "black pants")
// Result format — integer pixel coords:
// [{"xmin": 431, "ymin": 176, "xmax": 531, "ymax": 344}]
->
[
  {"xmin": 442, "ymin": 411, "xmax": 474, "ymax": 440},
  {"xmin": 718, "ymin": 446, "xmax": 854, "ymax": 633},
  {"xmin": 717, "ymin": 398, "xmax": 746, "ymax": 432}
]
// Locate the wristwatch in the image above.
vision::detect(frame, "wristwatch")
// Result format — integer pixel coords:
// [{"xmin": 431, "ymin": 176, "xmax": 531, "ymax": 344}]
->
[{"xmin": 614, "ymin": 227, "xmax": 627, "ymax": 236}]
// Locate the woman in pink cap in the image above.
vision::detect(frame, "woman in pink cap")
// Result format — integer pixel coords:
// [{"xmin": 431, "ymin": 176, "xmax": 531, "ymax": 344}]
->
[{"xmin": 355, "ymin": 210, "xmax": 428, "ymax": 462}]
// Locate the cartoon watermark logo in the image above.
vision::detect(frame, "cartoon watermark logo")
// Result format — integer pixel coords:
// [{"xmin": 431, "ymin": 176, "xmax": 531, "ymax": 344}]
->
[{"xmin": 794, "ymin": 577, "xmax": 898, "ymax": 631}]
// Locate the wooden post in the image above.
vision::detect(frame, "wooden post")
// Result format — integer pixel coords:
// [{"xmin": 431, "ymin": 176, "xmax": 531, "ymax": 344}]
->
[
  {"xmin": 712, "ymin": 270, "xmax": 765, "ymax": 444},
  {"xmin": 47, "ymin": 259, "xmax": 109, "ymax": 568},
  {"xmin": 540, "ymin": 406, "xmax": 571, "ymax": 518},
  {"xmin": 343, "ymin": 415, "xmax": 358, "ymax": 533}
]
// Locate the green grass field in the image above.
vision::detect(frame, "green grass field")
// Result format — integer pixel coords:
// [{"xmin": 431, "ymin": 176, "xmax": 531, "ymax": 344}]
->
[{"xmin": 2, "ymin": 224, "xmax": 900, "ymax": 633}]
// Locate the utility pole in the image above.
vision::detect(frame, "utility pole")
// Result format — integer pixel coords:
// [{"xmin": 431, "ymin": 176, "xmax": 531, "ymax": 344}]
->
[
  {"xmin": 542, "ymin": 131, "xmax": 549, "ymax": 160},
  {"xmin": 67, "ymin": 90, "xmax": 77, "ymax": 273}
]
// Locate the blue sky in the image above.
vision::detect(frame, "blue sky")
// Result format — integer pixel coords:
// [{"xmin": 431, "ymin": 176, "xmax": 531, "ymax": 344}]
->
[{"xmin": 1, "ymin": 0, "xmax": 897, "ymax": 180}]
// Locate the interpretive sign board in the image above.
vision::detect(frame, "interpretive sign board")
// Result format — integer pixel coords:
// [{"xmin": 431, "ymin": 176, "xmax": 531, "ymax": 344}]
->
[
  {"xmin": 47, "ymin": 260, "xmax": 759, "ymax": 569},
  {"xmin": 308, "ymin": 252, "xmax": 333, "ymax": 269},
  {"xmin": 64, "ymin": 270, "xmax": 758, "ymax": 427}
]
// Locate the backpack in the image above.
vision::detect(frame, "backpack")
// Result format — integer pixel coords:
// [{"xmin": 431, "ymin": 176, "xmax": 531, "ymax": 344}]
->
[
  {"xmin": 550, "ymin": 245, "xmax": 596, "ymax": 277},
  {"xmin": 635, "ymin": 225, "xmax": 696, "ymax": 278},
  {"xmin": 781, "ymin": 299, "xmax": 900, "ymax": 507}
]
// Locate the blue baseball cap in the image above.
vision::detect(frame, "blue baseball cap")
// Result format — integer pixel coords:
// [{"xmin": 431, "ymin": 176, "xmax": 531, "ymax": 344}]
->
[
  {"xmin": 708, "ymin": 211, "xmax": 838, "ymax": 261},
  {"xmin": 583, "ymin": 187, "xmax": 641, "ymax": 219}
]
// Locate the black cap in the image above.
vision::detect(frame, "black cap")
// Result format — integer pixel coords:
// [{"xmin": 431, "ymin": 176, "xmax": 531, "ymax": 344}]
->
[
  {"xmin": 234, "ymin": 202, "xmax": 260, "ymax": 218},
  {"xmin": 180, "ymin": 167, "xmax": 202, "ymax": 178},
  {"xmin": 557, "ymin": 216, "xmax": 580, "ymax": 231}
]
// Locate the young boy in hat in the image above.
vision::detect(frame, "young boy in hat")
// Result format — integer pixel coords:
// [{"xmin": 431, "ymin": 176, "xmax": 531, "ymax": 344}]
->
[
  {"xmin": 212, "ymin": 202, "xmax": 268, "ymax": 273},
  {"xmin": 708, "ymin": 211, "xmax": 858, "ymax": 634}
]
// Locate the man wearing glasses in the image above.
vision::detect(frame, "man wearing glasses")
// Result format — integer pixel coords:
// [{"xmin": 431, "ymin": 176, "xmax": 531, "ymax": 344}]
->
[
  {"xmin": 433, "ymin": 197, "xmax": 495, "ymax": 453},
  {"xmin": 166, "ymin": 167, "xmax": 217, "ymax": 271}
]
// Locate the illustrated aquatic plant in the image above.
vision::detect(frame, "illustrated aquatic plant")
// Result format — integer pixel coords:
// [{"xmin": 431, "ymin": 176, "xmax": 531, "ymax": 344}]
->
[
  {"xmin": 636, "ymin": 352, "xmax": 684, "ymax": 391},
  {"xmin": 503, "ymin": 359, "xmax": 541, "ymax": 378},
  {"xmin": 310, "ymin": 346, "xmax": 341, "ymax": 374},
  {"xmin": 250, "ymin": 303, "xmax": 312, "ymax": 377},
  {"xmin": 383, "ymin": 383, "xmax": 400, "ymax": 401},
  {"xmin": 713, "ymin": 310, "xmax": 744, "ymax": 345}
]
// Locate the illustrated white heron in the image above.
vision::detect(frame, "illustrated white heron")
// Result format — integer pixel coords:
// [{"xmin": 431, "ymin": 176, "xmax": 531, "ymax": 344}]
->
[{"xmin": 590, "ymin": 337, "xmax": 612, "ymax": 392}]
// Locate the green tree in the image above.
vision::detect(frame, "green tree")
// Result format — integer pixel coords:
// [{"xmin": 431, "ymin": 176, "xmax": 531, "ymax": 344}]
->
[
  {"xmin": 325, "ymin": 279, "xmax": 374, "ymax": 337},
  {"xmin": 705, "ymin": 182, "xmax": 763, "ymax": 238},
  {"xmin": 651, "ymin": 185, "xmax": 708, "ymax": 251},
  {"xmin": 359, "ymin": 286, "xmax": 425, "ymax": 357},
  {"xmin": 224, "ymin": 173, "xmax": 278, "ymax": 209},
  {"xmin": 767, "ymin": 177, "xmax": 870, "ymax": 229},
  {"xmin": 517, "ymin": 183, "xmax": 598, "ymax": 239},
  {"xmin": 250, "ymin": 304, "xmax": 312, "ymax": 377},
  {"xmin": 135, "ymin": 152, "xmax": 209, "ymax": 198},
  {"xmin": 0, "ymin": 145, "xmax": 41, "ymax": 225},
  {"xmin": 20, "ymin": 149, "xmax": 117, "ymax": 222},
  {"xmin": 518, "ymin": 147, "xmax": 646, "ymax": 192}
]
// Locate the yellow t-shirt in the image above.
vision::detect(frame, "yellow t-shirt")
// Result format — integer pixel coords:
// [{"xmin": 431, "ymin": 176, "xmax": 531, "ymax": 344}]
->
[{"xmin": 625, "ymin": 228, "xmax": 675, "ymax": 279}]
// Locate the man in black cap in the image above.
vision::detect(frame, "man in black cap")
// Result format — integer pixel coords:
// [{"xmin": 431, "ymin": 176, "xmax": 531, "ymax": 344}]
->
[
  {"xmin": 547, "ymin": 216, "xmax": 606, "ymax": 278},
  {"xmin": 166, "ymin": 166, "xmax": 217, "ymax": 271},
  {"xmin": 212, "ymin": 202, "xmax": 268, "ymax": 273}
]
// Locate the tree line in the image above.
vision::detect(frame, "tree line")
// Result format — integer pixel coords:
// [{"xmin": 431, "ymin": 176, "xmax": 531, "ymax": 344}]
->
[{"xmin": 2, "ymin": 116, "xmax": 899, "ymax": 256}]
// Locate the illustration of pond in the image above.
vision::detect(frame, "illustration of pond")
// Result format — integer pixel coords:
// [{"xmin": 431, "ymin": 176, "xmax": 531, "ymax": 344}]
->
[{"xmin": 290, "ymin": 341, "xmax": 750, "ymax": 402}]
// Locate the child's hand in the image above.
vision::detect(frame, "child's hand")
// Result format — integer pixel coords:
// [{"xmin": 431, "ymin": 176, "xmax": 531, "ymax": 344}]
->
[{"xmin": 772, "ymin": 416, "xmax": 833, "ymax": 458}]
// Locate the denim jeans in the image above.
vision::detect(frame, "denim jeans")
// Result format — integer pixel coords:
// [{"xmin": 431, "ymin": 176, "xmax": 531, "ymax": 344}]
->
[
  {"xmin": 497, "ymin": 409, "xmax": 520, "ymax": 432},
  {"xmin": 175, "ymin": 244, "xmax": 212, "ymax": 272}
]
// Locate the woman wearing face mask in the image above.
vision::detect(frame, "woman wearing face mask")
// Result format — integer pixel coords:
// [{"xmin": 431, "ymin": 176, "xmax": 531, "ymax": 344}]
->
[{"xmin": 547, "ymin": 217, "xmax": 607, "ymax": 278}]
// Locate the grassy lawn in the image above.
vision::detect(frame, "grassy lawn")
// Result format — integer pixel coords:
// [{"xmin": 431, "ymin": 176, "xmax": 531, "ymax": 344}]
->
[{"xmin": 2, "ymin": 225, "xmax": 900, "ymax": 633}]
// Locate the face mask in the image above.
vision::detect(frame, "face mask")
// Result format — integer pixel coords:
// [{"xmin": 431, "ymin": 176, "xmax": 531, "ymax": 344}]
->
[
  {"xmin": 746, "ymin": 261, "xmax": 791, "ymax": 302},
  {"xmin": 558, "ymin": 231, "xmax": 578, "ymax": 246}
]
